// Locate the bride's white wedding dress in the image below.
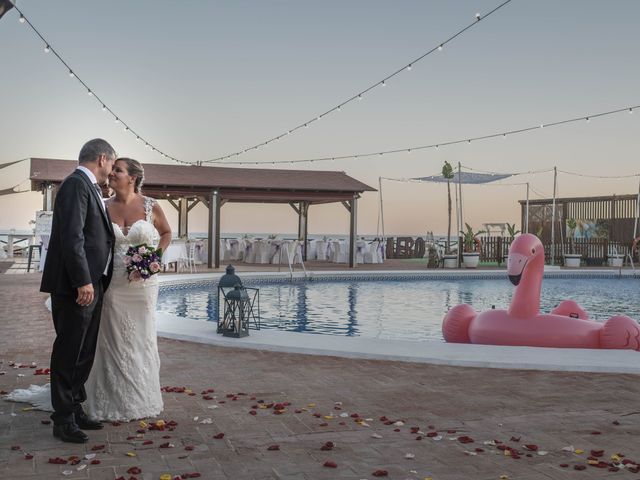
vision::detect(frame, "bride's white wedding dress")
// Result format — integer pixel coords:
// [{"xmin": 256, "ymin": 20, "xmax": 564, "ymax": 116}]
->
[{"xmin": 6, "ymin": 197, "xmax": 163, "ymax": 422}]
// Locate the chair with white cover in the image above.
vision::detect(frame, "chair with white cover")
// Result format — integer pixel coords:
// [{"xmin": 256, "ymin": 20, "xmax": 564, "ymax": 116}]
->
[
  {"xmin": 363, "ymin": 240, "xmax": 380, "ymax": 264},
  {"xmin": 330, "ymin": 240, "xmax": 348, "ymax": 263},
  {"xmin": 315, "ymin": 239, "xmax": 330, "ymax": 261}
]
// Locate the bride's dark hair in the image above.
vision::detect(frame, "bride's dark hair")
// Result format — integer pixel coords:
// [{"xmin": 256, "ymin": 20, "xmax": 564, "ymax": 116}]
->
[{"xmin": 117, "ymin": 158, "xmax": 145, "ymax": 193}]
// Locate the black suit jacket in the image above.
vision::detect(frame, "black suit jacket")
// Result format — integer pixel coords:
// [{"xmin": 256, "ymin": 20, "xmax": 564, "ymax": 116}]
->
[{"xmin": 40, "ymin": 169, "xmax": 115, "ymax": 295}]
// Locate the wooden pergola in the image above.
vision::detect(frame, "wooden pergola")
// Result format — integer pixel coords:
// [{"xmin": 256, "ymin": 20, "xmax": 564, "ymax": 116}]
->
[{"xmin": 29, "ymin": 158, "xmax": 375, "ymax": 268}]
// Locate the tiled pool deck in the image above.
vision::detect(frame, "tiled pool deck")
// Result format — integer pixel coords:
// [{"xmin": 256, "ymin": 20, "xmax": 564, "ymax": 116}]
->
[{"xmin": 1, "ymin": 272, "xmax": 639, "ymax": 479}]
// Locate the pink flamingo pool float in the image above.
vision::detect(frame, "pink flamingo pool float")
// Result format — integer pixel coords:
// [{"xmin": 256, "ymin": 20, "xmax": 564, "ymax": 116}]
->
[{"xmin": 442, "ymin": 234, "xmax": 640, "ymax": 350}]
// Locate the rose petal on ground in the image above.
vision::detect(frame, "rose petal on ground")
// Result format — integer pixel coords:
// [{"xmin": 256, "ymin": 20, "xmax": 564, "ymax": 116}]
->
[
  {"xmin": 213, "ymin": 433, "xmax": 225, "ymax": 439},
  {"xmin": 372, "ymin": 469, "xmax": 388, "ymax": 477},
  {"xmin": 127, "ymin": 466, "xmax": 142, "ymax": 474},
  {"xmin": 323, "ymin": 460, "xmax": 337, "ymax": 468},
  {"xmin": 267, "ymin": 445, "xmax": 280, "ymax": 451}
]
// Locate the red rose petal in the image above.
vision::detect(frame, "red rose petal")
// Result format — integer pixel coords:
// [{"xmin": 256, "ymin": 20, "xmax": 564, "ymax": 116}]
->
[
  {"xmin": 127, "ymin": 466, "xmax": 142, "ymax": 474},
  {"xmin": 510, "ymin": 436, "xmax": 521, "ymax": 442},
  {"xmin": 319, "ymin": 422, "xmax": 328, "ymax": 427},
  {"xmin": 612, "ymin": 420, "xmax": 620, "ymax": 425},
  {"xmin": 111, "ymin": 421, "xmax": 122, "ymax": 426},
  {"xmin": 40, "ymin": 419, "xmax": 51, "ymax": 425},
  {"xmin": 267, "ymin": 445, "xmax": 280, "ymax": 451},
  {"xmin": 590, "ymin": 431, "xmax": 601, "ymax": 435},
  {"xmin": 323, "ymin": 460, "xmax": 337, "ymax": 468},
  {"xmin": 24, "ymin": 454, "xmax": 34, "ymax": 460},
  {"xmin": 457, "ymin": 436, "xmax": 474, "ymax": 444},
  {"xmin": 142, "ymin": 440, "xmax": 153, "ymax": 445},
  {"xmin": 372, "ymin": 470, "xmax": 389, "ymax": 477},
  {"xmin": 249, "ymin": 410, "xmax": 257, "ymax": 416},
  {"xmin": 185, "ymin": 446, "xmax": 194, "ymax": 451},
  {"xmin": 574, "ymin": 465, "xmax": 586, "ymax": 470},
  {"xmin": 91, "ymin": 444, "xmax": 105, "ymax": 451},
  {"xmin": 590, "ymin": 449, "xmax": 604, "ymax": 457},
  {"xmin": 559, "ymin": 463, "xmax": 569, "ymax": 468},
  {"xmin": 426, "ymin": 431, "xmax": 438, "ymax": 438},
  {"xmin": 91, "ymin": 459, "xmax": 101, "ymax": 465},
  {"xmin": 11, "ymin": 446, "xmax": 20, "ymax": 450},
  {"xmin": 524, "ymin": 444, "xmax": 538, "ymax": 451},
  {"xmin": 213, "ymin": 433, "xmax": 225, "ymax": 439}
]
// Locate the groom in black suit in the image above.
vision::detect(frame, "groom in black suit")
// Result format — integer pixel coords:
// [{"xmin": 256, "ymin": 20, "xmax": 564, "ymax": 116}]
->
[{"xmin": 41, "ymin": 139, "xmax": 116, "ymax": 443}]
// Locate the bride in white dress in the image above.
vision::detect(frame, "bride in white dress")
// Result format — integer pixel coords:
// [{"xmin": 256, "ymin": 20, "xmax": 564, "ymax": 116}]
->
[{"xmin": 7, "ymin": 158, "xmax": 171, "ymax": 422}]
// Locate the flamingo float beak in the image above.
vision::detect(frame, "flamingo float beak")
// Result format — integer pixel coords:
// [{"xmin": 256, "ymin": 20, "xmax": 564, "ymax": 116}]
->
[{"xmin": 507, "ymin": 253, "xmax": 528, "ymax": 286}]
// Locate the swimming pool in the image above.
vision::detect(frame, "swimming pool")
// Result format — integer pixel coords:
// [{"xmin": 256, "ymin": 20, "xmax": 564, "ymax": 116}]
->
[{"xmin": 156, "ymin": 275, "xmax": 640, "ymax": 341}]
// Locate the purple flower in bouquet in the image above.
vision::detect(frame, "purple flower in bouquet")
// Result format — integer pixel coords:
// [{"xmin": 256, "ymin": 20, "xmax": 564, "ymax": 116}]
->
[{"xmin": 124, "ymin": 243, "xmax": 163, "ymax": 282}]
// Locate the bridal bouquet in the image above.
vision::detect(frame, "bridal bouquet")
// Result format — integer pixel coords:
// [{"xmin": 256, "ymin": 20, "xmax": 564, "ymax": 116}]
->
[{"xmin": 124, "ymin": 243, "xmax": 163, "ymax": 282}]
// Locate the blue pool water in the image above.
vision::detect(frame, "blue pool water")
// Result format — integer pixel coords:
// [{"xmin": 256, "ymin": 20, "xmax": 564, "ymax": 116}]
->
[{"xmin": 156, "ymin": 277, "xmax": 640, "ymax": 341}]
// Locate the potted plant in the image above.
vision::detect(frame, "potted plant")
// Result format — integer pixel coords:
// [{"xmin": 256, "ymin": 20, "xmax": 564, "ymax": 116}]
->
[
  {"xmin": 441, "ymin": 161, "xmax": 458, "ymax": 268},
  {"xmin": 564, "ymin": 218, "xmax": 581, "ymax": 267},
  {"xmin": 460, "ymin": 223, "xmax": 485, "ymax": 268}
]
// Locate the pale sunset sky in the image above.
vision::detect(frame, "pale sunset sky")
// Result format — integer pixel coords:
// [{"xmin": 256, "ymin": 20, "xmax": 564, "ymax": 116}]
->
[{"xmin": 1, "ymin": 0, "xmax": 639, "ymax": 236}]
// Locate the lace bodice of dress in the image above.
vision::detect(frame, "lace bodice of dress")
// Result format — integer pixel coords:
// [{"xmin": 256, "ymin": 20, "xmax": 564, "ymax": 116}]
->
[{"xmin": 112, "ymin": 197, "xmax": 159, "ymax": 280}]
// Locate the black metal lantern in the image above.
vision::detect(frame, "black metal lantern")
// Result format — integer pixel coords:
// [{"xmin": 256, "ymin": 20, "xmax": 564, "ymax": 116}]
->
[
  {"xmin": 217, "ymin": 265, "xmax": 260, "ymax": 337},
  {"xmin": 219, "ymin": 285, "xmax": 251, "ymax": 337}
]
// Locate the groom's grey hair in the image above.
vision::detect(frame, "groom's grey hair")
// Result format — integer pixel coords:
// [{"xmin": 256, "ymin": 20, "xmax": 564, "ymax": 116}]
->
[{"xmin": 78, "ymin": 138, "xmax": 116, "ymax": 164}]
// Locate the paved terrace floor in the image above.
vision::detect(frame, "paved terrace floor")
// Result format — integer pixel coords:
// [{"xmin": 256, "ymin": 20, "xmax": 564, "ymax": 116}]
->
[{"xmin": 1, "ymin": 273, "xmax": 639, "ymax": 479}]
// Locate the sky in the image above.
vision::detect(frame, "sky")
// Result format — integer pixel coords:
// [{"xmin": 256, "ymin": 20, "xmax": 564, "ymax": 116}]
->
[{"xmin": 1, "ymin": 0, "xmax": 639, "ymax": 236}]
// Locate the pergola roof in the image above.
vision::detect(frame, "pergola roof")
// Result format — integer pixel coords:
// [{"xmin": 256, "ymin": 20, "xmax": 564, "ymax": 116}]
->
[{"xmin": 29, "ymin": 158, "xmax": 375, "ymax": 204}]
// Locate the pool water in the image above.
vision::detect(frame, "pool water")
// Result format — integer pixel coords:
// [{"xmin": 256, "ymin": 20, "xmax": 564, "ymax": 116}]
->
[{"xmin": 156, "ymin": 278, "xmax": 640, "ymax": 341}]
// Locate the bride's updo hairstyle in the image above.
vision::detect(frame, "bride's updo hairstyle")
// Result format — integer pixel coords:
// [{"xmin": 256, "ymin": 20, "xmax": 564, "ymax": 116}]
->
[{"xmin": 117, "ymin": 157, "xmax": 145, "ymax": 193}]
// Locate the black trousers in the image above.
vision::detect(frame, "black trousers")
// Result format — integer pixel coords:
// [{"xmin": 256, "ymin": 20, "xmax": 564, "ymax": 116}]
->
[{"xmin": 49, "ymin": 282, "xmax": 104, "ymax": 425}]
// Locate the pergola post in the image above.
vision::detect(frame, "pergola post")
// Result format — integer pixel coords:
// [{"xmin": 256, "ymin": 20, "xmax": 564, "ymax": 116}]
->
[
  {"xmin": 207, "ymin": 190, "xmax": 220, "ymax": 269},
  {"xmin": 43, "ymin": 183, "xmax": 56, "ymax": 211},
  {"xmin": 297, "ymin": 201, "xmax": 309, "ymax": 260},
  {"xmin": 349, "ymin": 194, "xmax": 358, "ymax": 268},
  {"xmin": 178, "ymin": 197, "xmax": 188, "ymax": 238}
]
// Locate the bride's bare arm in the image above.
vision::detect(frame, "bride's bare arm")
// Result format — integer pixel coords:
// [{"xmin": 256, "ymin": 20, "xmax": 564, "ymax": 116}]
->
[{"xmin": 152, "ymin": 202, "xmax": 172, "ymax": 253}]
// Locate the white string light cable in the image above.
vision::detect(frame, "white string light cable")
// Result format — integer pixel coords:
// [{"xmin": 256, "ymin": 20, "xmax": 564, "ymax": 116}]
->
[
  {"xmin": 215, "ymin": 104, "xmax": 639, "ymax": 166},
  {"xmin": 558, "ymin": 169, "xmax": 640, "ymax": 179},
  {"xmin": 200, "ymin": 0, "xmax": 513, "ymax": 165},
  {"xmin": 10, "ymin": 1, "xmax": 187, "ymax": 164}
]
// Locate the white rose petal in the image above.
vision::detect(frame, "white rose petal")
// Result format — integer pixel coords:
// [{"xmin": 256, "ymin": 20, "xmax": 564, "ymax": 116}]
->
[
  {"xmin": 371, "ymin": 433, "xmax": 383, "ymax": 439},
  {"xmin": 405, "ymin": 453, "xmax": 415, "ymax": 459}
]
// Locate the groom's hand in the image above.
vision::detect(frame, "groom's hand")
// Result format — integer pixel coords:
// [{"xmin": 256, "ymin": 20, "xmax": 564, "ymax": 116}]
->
[{"xmin": 76, "ymin": 284, "xmax": 94, "ymax": 306}]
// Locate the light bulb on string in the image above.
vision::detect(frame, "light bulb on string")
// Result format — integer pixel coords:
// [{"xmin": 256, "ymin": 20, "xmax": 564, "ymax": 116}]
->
[
  {"xmin": 438, "ymin": 44, "xmax": 443, "ymax": 51},
  {"xmin": 44, "ymin": 45, "xmax": 50, "ymax": 53},
  {"xmin": 630, "ymin": 108, "xmax": 634, "ymax": 114},
  {"xmin": 381, "ymin": 80, "xmax": 386, "ymax": 87},
  {"xmin": 19, "ymin": 14, "xmax": 25, "ymax": 23},
  {"xmin": 87, "ymin": 90, "xmax": 93, "ymax": 96},
  {"xmin": 586, "ymin": 117, "xmax": 590, "ymax": 123},
  {"xmin": 358, "ymin": 94, "xmax": 362, "ymax": 100},
  {"xmin": 114, "ymin": 118, "xmax": 120, "ymax": 124},
  {"xmin": 69, "ymin": 70, "xmax": 75, "ymax": 78},
  {"xmin": 407, "ymin": 64, "xmax": 412, "ymax": 71},
  {"xmin": 101, "ymin": 105, "xmax": 106, "ymax": 111},
  {"xmin": 475, "ymin": 13, "xmax": 481, "ymax": 20},
  {"xmin": 337, "ymin": 105, "xmax": 341, "ymax": 112}
]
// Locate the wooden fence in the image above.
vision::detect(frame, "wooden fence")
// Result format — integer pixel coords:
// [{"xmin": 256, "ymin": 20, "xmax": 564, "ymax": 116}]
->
[{"xmin": 385, "ymin": 236, "xmax": 634, "ymax": 266}]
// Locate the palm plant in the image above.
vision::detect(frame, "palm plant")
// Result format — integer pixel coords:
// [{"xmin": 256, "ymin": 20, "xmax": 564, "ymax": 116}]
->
[
  {"xmin": 460, "ymin": 223, "xmax": 486, "ymax": 253},
  {"xmin": 506, "ymin": 223, "xmax": 520, "ymax": 238},
  {"xmin": 442, "ymin": 161, "xmax": 455, "ymax": 254}
]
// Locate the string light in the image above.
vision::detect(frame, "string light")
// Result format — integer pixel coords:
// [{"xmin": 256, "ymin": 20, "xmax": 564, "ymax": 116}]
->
[
  {"xmin": 9, "ymin": 2, "xmax": 187, "ymax": 164},
  {"xmin": 200, "ymin": 0, "xmax": 513, "ymax": 164},
  {"xmin": 206, "ymin": 104, "xmax": 639, "ymax": 166}
]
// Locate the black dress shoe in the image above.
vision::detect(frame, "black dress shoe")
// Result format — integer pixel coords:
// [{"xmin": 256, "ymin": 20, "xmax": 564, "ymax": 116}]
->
[
  {"xmin": 75, "ymin": 413, "xmax": 104, "ymax": 430},
  {"xmin": 53, "ymin": 423, "xmax": 89, "ymax": 444}
]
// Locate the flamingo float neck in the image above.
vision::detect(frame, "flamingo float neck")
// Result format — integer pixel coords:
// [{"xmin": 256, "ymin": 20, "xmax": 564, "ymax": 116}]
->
[{"xmin": 507, "ymin": 234, "xmax": 544, "ymax": 319}]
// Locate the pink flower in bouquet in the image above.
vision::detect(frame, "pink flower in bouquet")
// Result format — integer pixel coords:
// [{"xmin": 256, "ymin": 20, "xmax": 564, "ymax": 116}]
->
[
  {"xmin": 128, "ymin": 270, "xmax": 142, "ymax": 282},
  {"xmin": 132, "ymin": 254, "xmax": 143, "ymax": 263},
  {"xmin": 123, "ymin": 256, "xmax": 132, "ymax": 266},
  {"xmin": 138, "ymin": 246, "xmax": 147, "ymax": 254},
  {"xmin": 149, "ymin": 261, "xmax": 161, "ymax": 273}
]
